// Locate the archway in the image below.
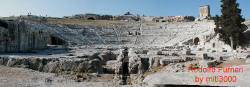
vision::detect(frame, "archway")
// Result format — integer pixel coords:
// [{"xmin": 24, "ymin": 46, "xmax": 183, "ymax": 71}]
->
[
  {"xmin": 87, "ymin": 17, "xmax": 95, "ymax": 20},
  {"xmin": 50, "ymin": 35, "xmax": 66, "ymax": 45},
  {"xmin": 0, "ymin": 20, "xmax": 8, "ymax": 28},
  {"xmin": 194, "ymin": 37, "xmax": 200, "ymax": 45}
]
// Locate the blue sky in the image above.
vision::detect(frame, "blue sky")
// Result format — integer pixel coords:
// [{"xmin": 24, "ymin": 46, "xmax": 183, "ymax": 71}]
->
[{"xmin": 0, "ymin": 0, "xmax": 249, "ymax": 18}]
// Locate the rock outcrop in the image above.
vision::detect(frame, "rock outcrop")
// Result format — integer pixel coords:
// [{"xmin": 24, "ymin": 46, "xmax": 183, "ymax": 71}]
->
[
  {"xmin": 128, "ymin": 48, "xmax": 142, "ymax": 74},
  {"xmin": 0, "ymin": 20, "xmax": 47, "ymax": 53},
  {"xmin": 0, "ymin": 56, "xmax": 103, "ymax": 73}
]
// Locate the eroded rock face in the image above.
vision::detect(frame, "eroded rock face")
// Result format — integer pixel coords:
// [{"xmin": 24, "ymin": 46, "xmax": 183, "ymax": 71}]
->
[
  {"xmin": 0, "ymin": 57, "xmax": 103, "ymax": 74},
  {"xmin": 117, "ymin": 49, "xmax": 125, "ymax": 62},
  {"xmin": 0, "ymin": 20, "xmax": 47, "ymax": 53},
  {"xmin": 43, "ymin": 61, "xmax": 60, "ymax": 73},
  {"xmin": 128, "ymin": 48, "xmax": 141, "ymax": 74},
  {"xmin": 98, "ymin": 51, "xmax": 117, "ymax": 63},
  {"xmin": 149, "ymin": 57, "xmax": 160, "ymax": 70},
  {"xmin": 199, "ymin": 60, "xmax": 221, "ymax": 67}
]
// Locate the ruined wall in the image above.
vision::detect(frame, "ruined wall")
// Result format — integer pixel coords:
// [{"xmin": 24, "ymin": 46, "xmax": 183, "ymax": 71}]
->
[
  {"xmin": 200, "ymin": 5, "xmax": 210, "ymax": 19},
  {"xmin": 0, "ymin": 20, "xmax": 47, "ymax": 52}
]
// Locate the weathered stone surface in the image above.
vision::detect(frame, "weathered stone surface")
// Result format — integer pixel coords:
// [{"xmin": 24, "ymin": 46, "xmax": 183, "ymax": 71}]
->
[
  {"xmin": 160, "ymin": 58, "xmax": 177, "ymax": 66},
  {"xmin": 199, "ymin": 60, "xmax": 220, "ymax": 67},
  {"xmin": 128, "ymin": 48, "xmax": 141, "ymax": 74},
  {"xmin": 182, "ymin": 56, "xmax": 194, "ymax": 61},
  {"xmin": 0, "ymin": 57, "xmax": 103, "ymax": 73},
  {"xmin": 0, "ymin": 57, "xmax": 9, "ymax": 65},
  {"xmin": 156, "ymin": 51, "xmax": 164, "ymax": 55},
  {"xmin": 98, "ymin": 51, "xmax": 117, "ymax": 63},
  {"xmin": 117, "ymin": 49, "xmax": 125, "ymax": 62},
  {"xmin": 87, "ymin": 59, "xmax": 103, "ymax": 73},
  {"xmin": 147, "ymin": 51, "xmax": 158, "ymax": 55},
  {"xmin": 182, "ymin": 47, "xmax": 191, "ymax": 55},
  {"xmin": 196, "ymin": 53, "xmax": 210, "ymax": 59},
  {"xmin": 168, "ymin": 52, "xmax": 179, "ymax": 56},
  {"xmin": 43, "ymin": 61, "xmax": 60, "ymax": 73},
  {"xmin": 103, "ymin": 60, "xmax": 117, "ymax": 73},
  {"xmin": 149, "ymin": 57, "xmax": 160, "ymax": 70},
  {"xmin": 199, "ymin": 5, "xmax": 210, "ymax": 19},
  {"xmin": 0, "ymin": 20, "xmax": 47, "ymax": 53},
  {"xmin": 114, "ymin": 62, "xmax": 123, "ymax": 74},
  {"xmin": 135, "ymin": 50, "xmax": 148, "ymax": 54},
  {"xmin": 160, "ymin": 58, "xmax": 171, "ymax": 66}
]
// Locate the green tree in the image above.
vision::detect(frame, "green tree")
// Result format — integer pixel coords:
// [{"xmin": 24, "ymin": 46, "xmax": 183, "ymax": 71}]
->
[{"xmin": 214, "ymin": 0, "xmax": 248, "ymax": 49}]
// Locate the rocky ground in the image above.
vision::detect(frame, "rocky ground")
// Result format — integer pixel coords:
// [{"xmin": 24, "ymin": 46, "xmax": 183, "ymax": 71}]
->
[
  {"xmin": 0, "ymin": 65, "xmax": 143, "ymax": 87},
  {"xmin": 0, "ymin": 45, "xmax": 249, "ymax": 87},
  {"xmin": 144, "ymin": 58, "xmax": 250, "ymax": 87}
]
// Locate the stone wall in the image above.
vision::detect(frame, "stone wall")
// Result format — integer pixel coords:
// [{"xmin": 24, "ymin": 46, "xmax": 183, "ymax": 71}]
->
[{"xmin": 0, "ymin": 20, "xmax": 47, "ymax": 52}]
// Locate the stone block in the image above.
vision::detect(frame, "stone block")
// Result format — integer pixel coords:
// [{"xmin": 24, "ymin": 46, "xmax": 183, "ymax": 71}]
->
[
  {"xmin": 182, "ymin": 49, "xmax": 191, "ymax": 55},
  {"xmin": 149, "ymin": 57, "xmax": 160, "ymax": 70},
  {"xmin": 156, "ymin": 51, "xmax": 164, "ymax": 55},
  {"xmin": 199, "ymin": 60, "xmax": 220, "ymax": 67},
  {"xmin": 160, "ymin": 58, "xmax": 171, "ymax": 66}
]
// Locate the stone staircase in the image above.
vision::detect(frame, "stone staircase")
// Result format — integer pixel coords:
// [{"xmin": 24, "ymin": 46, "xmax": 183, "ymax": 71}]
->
[{"xmin": 25, "ymin": 21, "xmax": 215, "ymax": 47}]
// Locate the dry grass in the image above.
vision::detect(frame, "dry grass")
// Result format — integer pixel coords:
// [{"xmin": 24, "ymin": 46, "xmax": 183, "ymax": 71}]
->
[
  {"xmin": 0, "ymin": 17, "xmax": 18, "ymax": 20},
  {"xmin": 1, "ymin": 17, "xmax": 159, "ymax": 29},
  {"xmin": 46, "ymin": 18, "xmax": 135, "ymax": 27},
  {"xmin": 1, "ymin": 17, "xmax": 158, "ymax": 28}
]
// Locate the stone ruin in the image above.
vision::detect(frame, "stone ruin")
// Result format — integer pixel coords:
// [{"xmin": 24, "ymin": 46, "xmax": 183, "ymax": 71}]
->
[{"xmin": 199, "ymin": 5, "xmax": 210, "ymax": 19}]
